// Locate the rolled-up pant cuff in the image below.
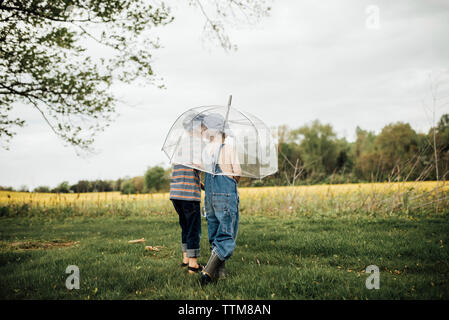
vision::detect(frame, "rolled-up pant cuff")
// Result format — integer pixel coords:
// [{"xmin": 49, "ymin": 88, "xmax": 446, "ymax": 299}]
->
[
  {"xmin": 212, "ymin": 247, "xmax": 226, "ymax": 261},
  {"xmin": 186, "ymin": 248, "xmax": 200, "ymax": 258},
  {"xmin": 181, "ymin": 243, "xmax": 187, "ymax": 252}
]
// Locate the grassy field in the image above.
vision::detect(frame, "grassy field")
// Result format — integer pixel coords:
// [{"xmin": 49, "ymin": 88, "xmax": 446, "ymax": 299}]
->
[{"xmin": 0, "ymin": 181, "xmax": 448, "ymax": 299}]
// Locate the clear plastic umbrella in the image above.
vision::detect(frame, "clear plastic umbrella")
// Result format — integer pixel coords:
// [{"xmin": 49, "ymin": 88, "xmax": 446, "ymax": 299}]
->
[{"xmin": 161, "ymin": 96, "xmax": 278, "ymax": 179}]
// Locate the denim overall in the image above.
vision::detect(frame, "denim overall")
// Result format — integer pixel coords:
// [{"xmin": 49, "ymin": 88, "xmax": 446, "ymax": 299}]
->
[{"xmin": 204, "ymin": 144, "xmax": 240, "ymax": 261}]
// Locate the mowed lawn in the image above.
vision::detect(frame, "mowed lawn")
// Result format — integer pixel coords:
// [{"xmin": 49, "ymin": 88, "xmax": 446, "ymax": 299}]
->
[{"xmin": 0, "ymin": 212, "xmax": 448, "ymax": 300}]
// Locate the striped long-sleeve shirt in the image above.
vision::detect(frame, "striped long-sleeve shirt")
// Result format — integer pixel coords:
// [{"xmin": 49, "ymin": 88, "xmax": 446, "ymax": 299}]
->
[{"xmin": 169, "ymin": 164, "xmax": 202, "ymax": 201}]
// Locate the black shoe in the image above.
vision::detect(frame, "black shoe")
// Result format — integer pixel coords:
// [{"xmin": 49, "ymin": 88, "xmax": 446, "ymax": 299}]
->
[
  {"xmin": 181, "ymin": 262, "xmax": 188, "ymax": 268},
  {"xmin": 188, "ymin": 264, "xmax": 203, "ymax": 273},
  {"xmin": 201, "ymin": 272, "xmax": 213, "ymax": 285}
]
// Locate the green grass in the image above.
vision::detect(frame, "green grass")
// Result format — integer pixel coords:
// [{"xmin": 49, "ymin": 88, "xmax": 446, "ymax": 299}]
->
[{"xmin": 0, "ymin": 212, "xmax": 448, "ymax": 299}]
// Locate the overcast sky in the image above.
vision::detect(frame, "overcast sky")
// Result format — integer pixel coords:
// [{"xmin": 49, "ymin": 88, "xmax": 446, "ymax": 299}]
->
[{"xmin": 1, "ymin": 0, "xmax": 449, "ymax": 190}]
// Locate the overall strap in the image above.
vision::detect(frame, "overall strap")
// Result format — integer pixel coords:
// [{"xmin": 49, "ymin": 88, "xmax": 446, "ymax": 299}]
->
[
  {"xmin": 213, "ymin": 143, "xmax": 225, "ymax": 165},
  {"xmin": 212, "ymin": 143, "xmax": 225, "ymax": 174}
]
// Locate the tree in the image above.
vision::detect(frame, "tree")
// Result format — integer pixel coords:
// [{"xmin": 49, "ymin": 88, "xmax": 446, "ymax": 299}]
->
[
  {"xmin": 277, "ymin": 141, "xmax": 303, "ymax": 185},
  {"xmin": 53, "ymin": 181, "xmax": 70, "ymax": 193},
  {"xmin": 120, "ymin": 179, "xmax": 136, "ymax": 195},
  {"xmin": 189, "ymin": 0, "xmax": 271, "ymax": 51},
  {"xmin": 374, "ymin": 122, "xmax": 419, "ymax": 181},
  {"xmin": 0, "ymin": 0, "xmax": 271, "ymax": 151},
  {"xmin": 289, "ymin": 120, "xmax": 339, "ymax": 181},
  {"xmin": 131, "ymin": 176, "xmax": 144, "ymax": 194},
  {"xmin": 335, "ymin": 137, "xmax": 353, "ymax": 174},
  {"xmin": 18, "ymin": 185, "xmax": 29, "ymax": 192},
  {"xmin": 71, "ymin": 180, "xmax": 90, "ymax": 193},
  {"xmin": 90, "ymin": 179, "xmax": 113, "ymax": 192},
  {"xmin": 352, "ymin": 126, "xmax": 377, "ymax": 181},
  {"xmin": 114, "ymin": 178, "xmax": 123, "ymax": 192},
  {"xmin": 421, "ymin": 73, "xmax": 449, "ymax": 184},
  {"xmin": 427, "ymin": 113, "xmax": 449, "ymax": 180},
  {"xmin": 34, "ymin": 185, "xmax": 50, "ymax": 193},
  {"xmin": 144, "ymin": 166, "xmax": 168, "ymax": 192},
  {"xmin": 437, "ymin": 114, "xmax": 449, "ymax": 180},
  {"xmin": 437, "ymin": 114, "xmax": 449, "ymax": 150}
]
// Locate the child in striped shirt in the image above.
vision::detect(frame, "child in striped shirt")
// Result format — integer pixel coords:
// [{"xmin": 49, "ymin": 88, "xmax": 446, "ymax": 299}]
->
[{"xmin": 169, "ymin": 113, "xmax": 205, "ymax": 274}]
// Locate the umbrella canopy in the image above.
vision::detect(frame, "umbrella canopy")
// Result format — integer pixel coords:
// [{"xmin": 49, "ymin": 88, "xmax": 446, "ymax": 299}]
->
[{"xmin": 162, "ymin": 98, "xmax": 278, "ymax": 179}]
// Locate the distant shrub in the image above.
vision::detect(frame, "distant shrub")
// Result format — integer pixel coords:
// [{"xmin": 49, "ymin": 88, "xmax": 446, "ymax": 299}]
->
[
  {"xmin": 251, "ymin": 180, "xmax": 265, "ymax": 187},
  {"xmin": 132, "ymin": 176, "xmax": 144, "ymax": 194},
  {"xmin": 34, "ymin": 186, "xmax": 51, "ymax": 193},
  {"xmin": 120, "ymin": 180, "xmax": 136, "ymax": 194},
  {"xmin": 52, "ymin": 181, "xmax": 70, "ymax": 193},
  {"xmin": 18, "ymin": 185, "xmax": 29, "ymax": 192}
]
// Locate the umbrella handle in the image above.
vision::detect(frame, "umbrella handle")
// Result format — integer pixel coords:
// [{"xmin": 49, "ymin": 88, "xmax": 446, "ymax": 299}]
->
[{"xmin": 222, "ymin": 95, "xmax": 232, "ymax": 135}]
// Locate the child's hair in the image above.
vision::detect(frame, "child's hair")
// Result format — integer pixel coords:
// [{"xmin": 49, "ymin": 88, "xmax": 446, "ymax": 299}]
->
[
  {"xmin": 182, "ymin": 113, "xmax": 205, "ymax": 132},
  {"xmin": 203, "ymin": 113, "xmax": 231, "ymax": 137}
]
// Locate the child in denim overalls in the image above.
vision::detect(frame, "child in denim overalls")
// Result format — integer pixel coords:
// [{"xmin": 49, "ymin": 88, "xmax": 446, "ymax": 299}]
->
[{"xmin": 200, "ymin": 114, "xmax": 241, "ymax": 285}]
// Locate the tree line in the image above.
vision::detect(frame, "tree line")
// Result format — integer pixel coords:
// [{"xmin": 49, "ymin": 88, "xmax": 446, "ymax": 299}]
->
[
  {"xmin": 261, "ymin": 114, "xmax": 449, "ymax": 187},
  {"xmin": 1, "ymin": 166, "xmax": 171, "ymax": 195},
  {"xmin": 2, "ymin": 114, "xmax": 447, "ymax": 194}
]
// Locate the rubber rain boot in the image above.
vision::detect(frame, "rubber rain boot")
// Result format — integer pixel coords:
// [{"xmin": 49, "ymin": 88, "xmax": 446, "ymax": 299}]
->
[
  {"xmin": 200, "ymin": 251, "xmax": 222, "ymax": 286},
  {"xmin": 217, "ymin": 260, "xmax": 226, "ymax": 279}
]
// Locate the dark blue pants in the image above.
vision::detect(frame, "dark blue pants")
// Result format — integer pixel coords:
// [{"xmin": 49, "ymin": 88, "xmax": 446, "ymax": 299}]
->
[{"xmin": 171, "ymin": 199, "xmax": 201, "ymax": 258}]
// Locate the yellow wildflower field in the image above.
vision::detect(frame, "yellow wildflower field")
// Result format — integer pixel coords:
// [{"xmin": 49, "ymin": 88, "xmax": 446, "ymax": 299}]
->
[{"xmin": 1, "ymin": 181, "xmax": 447, "ymax": 216}]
